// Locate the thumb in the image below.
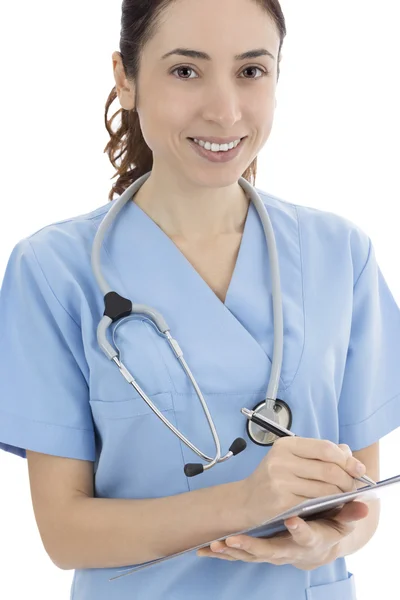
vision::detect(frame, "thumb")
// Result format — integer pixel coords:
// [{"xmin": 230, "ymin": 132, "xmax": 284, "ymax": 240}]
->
[{"xmin": 331, "ymin": 501, "xmax": 369, "ymax": 524}]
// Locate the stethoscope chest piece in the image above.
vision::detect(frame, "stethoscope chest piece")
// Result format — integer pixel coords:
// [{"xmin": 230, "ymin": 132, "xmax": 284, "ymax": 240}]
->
[{"xmin": 247, "ymin": 399, "xmax": 292, "ymax": 446}]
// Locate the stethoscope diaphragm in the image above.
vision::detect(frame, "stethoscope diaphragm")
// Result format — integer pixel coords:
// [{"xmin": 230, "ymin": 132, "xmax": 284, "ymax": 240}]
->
[{"xmin": 246, "ymin": 398, "xmax": 292, "ymax": 446}]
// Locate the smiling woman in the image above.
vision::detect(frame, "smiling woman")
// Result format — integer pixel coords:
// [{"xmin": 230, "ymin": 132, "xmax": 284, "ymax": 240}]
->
[
  {"xmin": 2, "ymin": 2, "xmax": 400, "ymax": 600},
  {"xmin": 104, "ymin": 0, "xmax": 283, "ymax": 241}
]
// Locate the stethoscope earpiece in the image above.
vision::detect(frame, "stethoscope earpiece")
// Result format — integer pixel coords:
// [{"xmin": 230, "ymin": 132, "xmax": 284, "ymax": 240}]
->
[
  {"xmin": 184, "ymin": 463, "xmax": 204, "ymax": 477},
  {"xmin": 184, "ymin": 437, "xmax": 247, "ymax": 477}
]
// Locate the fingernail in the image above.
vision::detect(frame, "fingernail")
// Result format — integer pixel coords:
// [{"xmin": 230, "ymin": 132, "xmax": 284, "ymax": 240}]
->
[
  {"xmin": 287, "ymin": 522, "xmax": 298, "ymax": 530},
  {"xmin": 229, "ymin": 543, "xmax": 242, "ymax": 549},
  {"xmin": 356, "ymin": 462, "xmax": 366, "ymax": 474},
  {"xmin": 211, "ymin": 544, "xmax": 225, "ymax": 553}
]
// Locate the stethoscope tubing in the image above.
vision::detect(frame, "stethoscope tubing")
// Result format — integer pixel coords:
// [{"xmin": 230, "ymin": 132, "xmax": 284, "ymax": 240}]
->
[
  {"xmin": 111, "ymin": 315, "xmax": 226, "ymax": 465},
  {"xmin": 91, "ymin": 171, "xmax": 284, "ymax": 470}
]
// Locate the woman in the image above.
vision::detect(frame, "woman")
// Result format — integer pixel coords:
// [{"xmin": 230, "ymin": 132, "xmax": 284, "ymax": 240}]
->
[{"xmin": 0, "ymin": 0, "xmax": 399, "ymax": 598}]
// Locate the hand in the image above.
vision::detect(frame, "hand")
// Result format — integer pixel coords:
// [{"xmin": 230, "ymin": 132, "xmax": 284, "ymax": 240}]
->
[
  {"xmin": 239, "ymin": 437, "xmax": 366, "ymax": 528},
  {"xmin": 197, "ymin": 500, "xmax": 369, "ymax": 570}
]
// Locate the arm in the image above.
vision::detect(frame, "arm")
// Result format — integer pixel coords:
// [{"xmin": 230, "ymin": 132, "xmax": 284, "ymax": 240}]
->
[
  {"xmin": 332, "ymin": 441, "xmax": 381, "ymax": 559},
  {"xmin": 60, "ymin": 480, "xmax": 249, "ymax": 570},
  {"xmin": 26, "ymin": 450, "xmax": 250, "ymax": 571}
]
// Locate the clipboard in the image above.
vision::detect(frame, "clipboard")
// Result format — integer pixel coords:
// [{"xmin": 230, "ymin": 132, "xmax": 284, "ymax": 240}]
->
[{"xmin": 109, "ymin": 473, "xmax": 400, "ymax": 581}]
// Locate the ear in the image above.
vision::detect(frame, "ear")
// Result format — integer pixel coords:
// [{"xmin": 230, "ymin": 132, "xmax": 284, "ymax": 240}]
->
[{"xmin": 111, "ymin": 51, "xmax": 136, "ymax": 111}]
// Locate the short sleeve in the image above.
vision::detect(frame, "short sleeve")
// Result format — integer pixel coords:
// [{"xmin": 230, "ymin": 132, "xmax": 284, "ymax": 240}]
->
[
  {"xmin": 0, "ymin": 239, "xmax": 95, "ymax": 461},
  {"xmin": 338, "ymin": 237, "xmax": 400, "ymax": 450}
]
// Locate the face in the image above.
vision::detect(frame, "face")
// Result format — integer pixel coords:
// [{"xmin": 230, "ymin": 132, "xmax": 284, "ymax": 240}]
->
[{"xmin": 112, "ymin": 0, "xmax": 281, "ymax": 190}]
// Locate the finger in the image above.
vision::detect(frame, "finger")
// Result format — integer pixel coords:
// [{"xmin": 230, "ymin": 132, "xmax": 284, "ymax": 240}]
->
[
  {"xmin": 332, "ymin": 501, "xmax": 369, "ymax": 523},
  {"xmin": 287, "ymin": 450, "xmax": 364, "ymax": 494},
  {"xmin": 286, "ymin": 460, "xmax": 356, "ymax": 495},
  {"xmin": 225, "ymin": 535, "xmax": 288, "ymax": 561},
  {"xmin": 289, "ymin": 437, "xmax": 349, "ymax": 468},
  {"xmin": 338, "ymin": 443, "xmax": 352, "ymax": 460},
  {"xmin": 285, "ymin": 515, "xmax": 356, "ymax": 551},
  {"xmin": 197, "ymin": 544, "xmax": 237, "ymax": 559},
  {"xmin": 337, "ymin": 444, "xmax": 368, "ymax": 478},
  {"xmin": 197, "ymin": 548, "xmax": 237, "ymax": 561},
  {"xmin": 212, "ymin": 545, "xmax": 257, "ymax": 562},
  {"xmin": 208, "ymin": 540, "xmax": 252, "ymax": 561},
  {"xmin": 284, "ymin": 517, "xmax": 317, "ymax": 547}
]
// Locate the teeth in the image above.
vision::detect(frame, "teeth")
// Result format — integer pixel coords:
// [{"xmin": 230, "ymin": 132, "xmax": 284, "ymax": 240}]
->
[{"xmin": 193, "ymin": 138, "xmax": 242, "ymax": 152}]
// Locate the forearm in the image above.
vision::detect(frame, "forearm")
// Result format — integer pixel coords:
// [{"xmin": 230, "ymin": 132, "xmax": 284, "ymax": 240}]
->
[
  {"xmin": 333, "ymin": 498, "xmax": 381, "ymax": 559},
  {"xmin": 54, "ymin": 480, "xmax": 249, "ymax": 570}
]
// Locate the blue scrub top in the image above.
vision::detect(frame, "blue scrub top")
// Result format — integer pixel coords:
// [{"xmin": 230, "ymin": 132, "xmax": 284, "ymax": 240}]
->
[{"xmin": 1, "ymin": 181, "xmax": 400, "ymax": 600}]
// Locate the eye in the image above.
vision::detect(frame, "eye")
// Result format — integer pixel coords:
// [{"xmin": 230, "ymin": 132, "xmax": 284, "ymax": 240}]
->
[{"xmin": 170, "ymin": 65, "xmax": 268, "ymax": 80}]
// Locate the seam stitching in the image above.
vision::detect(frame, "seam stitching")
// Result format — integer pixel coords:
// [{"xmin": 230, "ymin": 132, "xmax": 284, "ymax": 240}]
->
[
  {"xmin": 0, "ymin": 408, "xmax": 93, "ymax": 432},
  {"xmin": 27, "ymin": 239, "xmax": 82, "ymax": 331},
  {"xmin": 353, "ymin": 236, "xmax": 372, "ymax": 291},
  {"xmin": 340, "ymin": 391, "xmax": 400, "ymax": 428},
  {"xmin": 279, "ymin": 203, "xmax": 306, "ymax": 393}
]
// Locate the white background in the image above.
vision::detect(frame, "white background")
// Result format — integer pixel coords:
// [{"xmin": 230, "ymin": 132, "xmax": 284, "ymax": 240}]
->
[{"xmin": 0, "ymin": 0, "xmax": 399, "ymax": 597}]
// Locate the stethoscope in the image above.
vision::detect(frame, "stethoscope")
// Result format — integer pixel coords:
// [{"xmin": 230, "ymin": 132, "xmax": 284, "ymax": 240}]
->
[{"xmin": 91, "ymin": 170, "xmax": 292, "ymax": 477}]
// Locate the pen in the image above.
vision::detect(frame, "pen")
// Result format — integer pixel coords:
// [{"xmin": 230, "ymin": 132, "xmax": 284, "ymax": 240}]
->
[{"xmin": 241, "ymin": 407, "xmax": 376, "ymax": 487}]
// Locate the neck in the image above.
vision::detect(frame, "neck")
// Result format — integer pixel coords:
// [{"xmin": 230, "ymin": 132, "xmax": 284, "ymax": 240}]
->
[{"xmin": 132, "ymin": 171, "xmax": 251, "ymax": 241}]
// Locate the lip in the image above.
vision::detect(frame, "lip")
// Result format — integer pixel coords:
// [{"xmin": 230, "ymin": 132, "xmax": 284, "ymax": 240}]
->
[
  {"xmin": 188, "ymin": 136, "xmax": 246, "ymax": 145},
  {"xmin": 188, "ymin": 136, "xmax": 246, "ymax": 163}
]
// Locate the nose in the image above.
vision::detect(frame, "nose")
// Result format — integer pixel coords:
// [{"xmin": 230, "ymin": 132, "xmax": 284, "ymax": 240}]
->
[{"xmin": 200, "ymin": 82, "xmax": 243, "ymax": 128}]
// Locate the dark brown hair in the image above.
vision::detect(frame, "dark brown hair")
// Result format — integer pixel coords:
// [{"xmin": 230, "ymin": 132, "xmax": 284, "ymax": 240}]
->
[{"xmin": 104, "ymin": 0, "xmax": 286, "ymax": 202}]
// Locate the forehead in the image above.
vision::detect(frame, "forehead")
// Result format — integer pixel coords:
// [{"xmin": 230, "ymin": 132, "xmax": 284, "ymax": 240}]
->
[{"xmin": 147, "ymin": 0, "xmax": 280, "ymax": 58}]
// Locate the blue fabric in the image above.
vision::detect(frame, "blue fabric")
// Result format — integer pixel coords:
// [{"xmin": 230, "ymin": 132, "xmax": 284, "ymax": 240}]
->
[{"xmin": 1, "ymin": 182, "xmax": 400, "ymax": 599}]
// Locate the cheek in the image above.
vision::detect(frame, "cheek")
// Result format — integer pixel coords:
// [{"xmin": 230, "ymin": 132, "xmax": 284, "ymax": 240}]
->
[
  {"xmin": 243, "ymin": 96, "xmax": 275, "ymax": 142},
  {"xmin": 139, "ymin": 101, "xmax": 188, "ymax": 153},
  {"xmin": 255, "ymin": 114, "xmax": 275, "ymax": 151},
  {"xmin": 260, "ymin": 100, "xmax": 276, "ymax": 130}
]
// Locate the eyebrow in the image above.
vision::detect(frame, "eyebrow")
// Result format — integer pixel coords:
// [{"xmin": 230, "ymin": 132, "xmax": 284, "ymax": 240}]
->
[{"xmin": 161, "ymin": 47, "xmax": 275, "ymax": 61}]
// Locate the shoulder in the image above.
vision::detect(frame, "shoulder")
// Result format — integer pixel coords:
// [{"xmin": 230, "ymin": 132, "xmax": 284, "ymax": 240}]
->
[
  {"xmin": 7, "ymin": 200, "xmax": 116, "ymax": 323},
  {"xmin": 23, "ymin": 200, "xmax": 112, "ymax": 252},
  {"xmin": 15, "ymin": 199, "xmax": 115, "ymax": 270},
  {"xmin": 255, "ymin": 186, "xmax": 372, "ymax": 284}
]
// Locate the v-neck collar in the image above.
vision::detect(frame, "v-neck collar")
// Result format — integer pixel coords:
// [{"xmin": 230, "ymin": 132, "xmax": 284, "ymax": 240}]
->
[
  {"xmin": 98, "ymin": 190, "xmax": 304, "ymax": 391},
  {"xmin": 129, "ymin": 198, "xmax": 252, "ymax": 309}
]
